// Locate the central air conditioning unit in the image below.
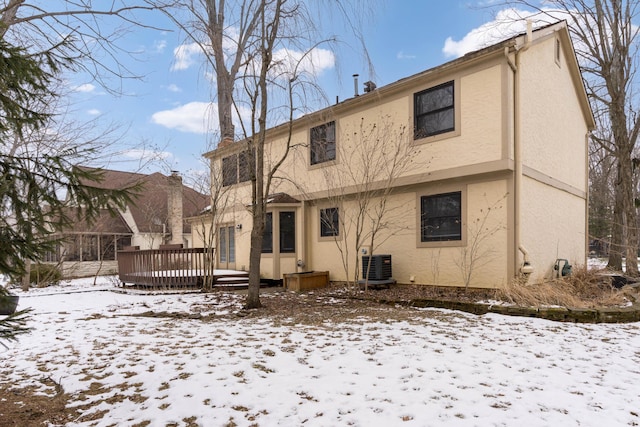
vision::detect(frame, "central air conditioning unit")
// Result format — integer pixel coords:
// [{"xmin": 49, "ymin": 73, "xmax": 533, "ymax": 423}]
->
[{"xmin": 362, "ymin": 254, "xmax": 392, "ymax": 281}]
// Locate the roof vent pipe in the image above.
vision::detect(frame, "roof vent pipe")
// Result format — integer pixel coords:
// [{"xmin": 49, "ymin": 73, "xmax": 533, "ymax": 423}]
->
[{"xmin": 353, "ymin": 74, "xmax": 359, "ymax": 96}]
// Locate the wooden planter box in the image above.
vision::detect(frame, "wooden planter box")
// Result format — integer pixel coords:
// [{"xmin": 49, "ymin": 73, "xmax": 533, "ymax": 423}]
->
[{"xmin": 283, "ymin": 271, "xmax": 329, "ymax": 292}]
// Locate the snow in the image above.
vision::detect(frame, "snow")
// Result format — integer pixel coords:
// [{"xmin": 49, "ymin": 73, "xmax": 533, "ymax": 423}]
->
[{"xmin": 2, "ymin": 276, "xmax": 640, "ymax": 426}]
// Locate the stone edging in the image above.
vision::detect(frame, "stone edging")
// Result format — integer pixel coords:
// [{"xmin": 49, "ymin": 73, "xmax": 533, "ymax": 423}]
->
[{"xmin": 372, "ymin": 298, "xmax": 640, "ymax": 324}]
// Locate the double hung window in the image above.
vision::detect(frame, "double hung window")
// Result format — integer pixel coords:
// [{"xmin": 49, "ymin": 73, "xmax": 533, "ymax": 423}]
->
[
  {"xmin": 420, "ymin": 191, "xmax": 462, "ymax": 242},
  {"xmin": 310, "ymin": 121, "xmax": 336, "ymax": 165},
  {"xmin": 414, "ymin": 81, "xmax": 455, "ymax": 139}
]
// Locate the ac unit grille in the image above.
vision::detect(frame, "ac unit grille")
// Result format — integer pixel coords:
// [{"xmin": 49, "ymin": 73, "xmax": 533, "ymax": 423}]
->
[{"xmin": 362, "ymin": 254, "xmax": 392, "ymax": 280}]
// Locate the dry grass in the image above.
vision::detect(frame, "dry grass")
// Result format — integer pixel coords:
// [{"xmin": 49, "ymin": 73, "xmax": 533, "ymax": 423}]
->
[{"xmin": 497, "ymin": 267, "xmax": 638, "ymax": 309}]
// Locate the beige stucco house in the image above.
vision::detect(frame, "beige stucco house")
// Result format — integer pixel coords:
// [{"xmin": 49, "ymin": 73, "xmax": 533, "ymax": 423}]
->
[{"xmin": 195, "ymin": 21, "xmax": 594, "ymax": 289}]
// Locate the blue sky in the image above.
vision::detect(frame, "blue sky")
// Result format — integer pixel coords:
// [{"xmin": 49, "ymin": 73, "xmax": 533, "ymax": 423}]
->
[{"xmin": 65, "ymin": 1, "xmax": 538, "ymax": 179}]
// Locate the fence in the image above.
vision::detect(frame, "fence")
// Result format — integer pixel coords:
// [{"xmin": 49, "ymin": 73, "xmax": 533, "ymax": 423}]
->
[{"xmin": 117, "ymin": 247, "xmax": 213, "ymax": 287}]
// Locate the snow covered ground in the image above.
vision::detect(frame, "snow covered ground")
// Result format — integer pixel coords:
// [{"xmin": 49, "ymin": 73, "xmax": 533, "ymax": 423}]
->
[{"xmin": 1, "ymin": 276, "xmax": 640, "ymax": 426}]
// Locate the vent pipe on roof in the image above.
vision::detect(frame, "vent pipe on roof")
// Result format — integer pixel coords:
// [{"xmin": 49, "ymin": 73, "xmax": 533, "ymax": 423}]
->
[{"xmin": 353, "ymin": 73, "xmax": 359, "ymax": 96}]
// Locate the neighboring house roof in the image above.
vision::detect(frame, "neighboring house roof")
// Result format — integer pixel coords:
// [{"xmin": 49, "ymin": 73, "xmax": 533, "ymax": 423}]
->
[{"xmin": 78, "ymin": 168, "xmax": 210, "ymax": 234}]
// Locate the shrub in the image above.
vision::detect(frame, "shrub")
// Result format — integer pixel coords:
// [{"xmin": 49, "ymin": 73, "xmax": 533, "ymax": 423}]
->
[
  {"xmin": 499, "ymin": 266, "xmax": 631, "ymax": 308},
  {"xmin": 30, "ymin": 264, "xmax": 62, "ymax": 287}
]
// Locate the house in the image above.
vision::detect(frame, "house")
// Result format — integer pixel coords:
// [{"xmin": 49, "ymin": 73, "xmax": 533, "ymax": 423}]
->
[
  {"xmin": 46, "ymin": 168, "xmax": 210, "ymax": 278},
  {"xmin": 195, "ymin": 21, "xmax": 594, "ymax": 289}
]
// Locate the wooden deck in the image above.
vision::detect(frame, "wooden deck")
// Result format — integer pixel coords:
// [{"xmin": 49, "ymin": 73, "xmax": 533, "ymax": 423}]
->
[{"xmin": 117, "ymin": 247, "xmax": 251, "ymax": 289}]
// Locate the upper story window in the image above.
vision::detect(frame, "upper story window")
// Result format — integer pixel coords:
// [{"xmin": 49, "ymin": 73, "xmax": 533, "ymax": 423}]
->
[
  {"xmin": 222, "ymin": 149, "xmax": 253, "ymax": 187},
  {"xmin": 238, "ymin": 149, "xmax": 254, "ymax": 183},
  {"xmin": 222, "ymin": 154, "xmax": 238, "ymax": 187},
  {"xmin": 420, "ymin": 191, "xmax": 461, "ymax": 242},
  {"xmin": 414, "ymin": 81, "xmax": 455, "ymax": 139},
  {"xmin": 320, "ymin": 207, "xmax": 340, "ymax": 237},
  {"xmin": 310, "ymin": 121, "xmax": 336, "ymax": 165}
]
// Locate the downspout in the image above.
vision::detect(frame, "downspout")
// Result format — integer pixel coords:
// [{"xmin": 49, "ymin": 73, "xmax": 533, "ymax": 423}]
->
[
  {"xmin": 298, "ymin": 200, "xmax": 307, "ymax": 272},
  {"xmin": 505, "ymin": 21, "xmax": 533, "ymax": 282}
]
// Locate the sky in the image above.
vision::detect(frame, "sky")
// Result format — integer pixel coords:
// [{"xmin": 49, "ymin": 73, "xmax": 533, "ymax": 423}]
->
[
  {"xmin": 62, "ymin": 1, "xmax": 544, "ymax": 180},
  {"xmin": 1, "ymin": 274, "xmax": 639, "ymax": 426}
]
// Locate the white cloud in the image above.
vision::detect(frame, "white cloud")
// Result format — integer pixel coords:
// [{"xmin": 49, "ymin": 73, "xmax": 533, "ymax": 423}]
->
[
  {"xmin": 154, "ymin": 39, "xmax": 167, "ymax": 54},
  {"xmin": 172, "ymin": 43, "xmax": 203, "ymax": 71},
  {"xmin": 397, "ymin": 51, "xmax": 416, "ymax": 60},
  {"xmin": 271, "ymin": 47, "xmax": 335, "ymax": 78},
  {"xmin": 87, "ymin": 109, "xmax": 101, "ymax": 116},
  {"xmin": 166, "ymin": 84, "xmax": 182, "ymax": 93},
  {"xmin": 74, "ymin": 83, "xmax": 96, "ymax": 93},
  {"xmin": 121, "ymin": 149, "xmax": 173, "ymax": 161},
  {"xmin": 151, "ymin": 101, "xmax": 215, "ymax": 134},
  {"xmin": 151, "ymin": 101, "xmax": 253, "ymax": 135},
  {"xmin": 442, "ymin": 8, "xmax": 568, "ymax": 58}
]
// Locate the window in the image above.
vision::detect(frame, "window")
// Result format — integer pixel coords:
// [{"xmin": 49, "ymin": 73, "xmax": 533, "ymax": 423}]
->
[
  {"xmin": 262, "ymin": 213, "xmax": 273, "ymax": 253},
  {"xmin": 320, "ymin": 207, "xmax": 339, "ymax": 237},
  {"xmin": 222, "ymin": 154, "xmax": 238, "ymax": 186},
  {"xmin": 238, "ymin": 150, "xmax": 253, "ymax": 183},
  {"xmin": 414, "ymin": 81, "xmax": 455, "ymax": 139},
  {"xmin": 310, "ymin": 121, "xmax": 336, "ymax": 165},
  {"xmin": 222, "ymin": 150, "xmax": 253, "ymax": 186},
  {"xmin": 279, "ymin": 211, "xmax": 295, "ymax": 253},
  {"xmin": 219, "ymin": 225, "xmax": 236, "ymax": 263},
  {"xmin": 420, "ymin": 191, "xmax": 462, "ymax": 242},
  {"xmin": 101, "ymin": 235, "xmax": 116, "ymax": 261}
]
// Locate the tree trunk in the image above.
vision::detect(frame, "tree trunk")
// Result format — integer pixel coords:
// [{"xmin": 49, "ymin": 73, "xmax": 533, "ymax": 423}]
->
[
  {"xmin": 621, "ymin": 155, "xmax": 639, "ymax": 276},
  {"xmin": 246, "ymin": 202, "xmax": 264, "ymax": 309},
  {"xmin": 607, "ymin": 165, "xmax": 624, "ymax": 270},
  {"xmin": 21, "ymin": 259, "xmax": 30, "ymax": 291}
]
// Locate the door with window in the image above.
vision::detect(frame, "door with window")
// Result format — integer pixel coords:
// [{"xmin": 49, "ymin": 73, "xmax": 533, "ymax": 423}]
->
[
  {"xmin": 261, "ymin": 210, "xmax": 297, "ymax": 278},
  {"xmin": 218, "ymin": 225, "xmax": 236, "ymax": 270}
]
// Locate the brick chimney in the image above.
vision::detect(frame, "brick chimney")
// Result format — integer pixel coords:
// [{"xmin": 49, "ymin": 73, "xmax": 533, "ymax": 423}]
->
[
  {"xmin": 167, "ymin": 171, "xmax": 183, "ymax": 245},
  {"xmin": 219, "ymin": 136, "xmax": 233, "ymax": 148}
]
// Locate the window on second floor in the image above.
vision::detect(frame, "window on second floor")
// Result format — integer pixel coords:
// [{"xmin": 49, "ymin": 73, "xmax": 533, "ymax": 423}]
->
[
  {"xmin": 310, "ymin": 121, "xmax": 336, "ymax": 165},
  {"xmin": 238, "ymin": 149, "xmax": 254, "ymax": 183},
  {"xmin": 222, "ymin": 154, "xmax": 238, "ymax": 187},
  {"xmin": 222, "ymin": 149, "xmax": 253, "ymax": 187},
  {"xmin": 414, "ymin": 81, "xmax": 455, "ymax": 139}
]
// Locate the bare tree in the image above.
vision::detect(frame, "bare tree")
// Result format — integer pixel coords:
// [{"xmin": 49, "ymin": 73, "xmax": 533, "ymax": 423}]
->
[
  {"xmin": 495, "ymin": 0, "xmax": 640, "ymax": 274},
  {"xmin": 319, "ymin": 117, "xmax": 422, "ymax": 291},
  {"xmin": 162, "ymin": 0, "xmax": 373, "ymax": 308},
  {"xmin": 183, "ymin": 157, "xmax": 236, "ymax": 290},
  {"xmin": 454, "ymin": 194, "xmax": 507, "ymax": 290},
  {"xmin": 588, "ymin": 125, "xmax": 615, "ymax": 257},
  {"xmin": 0, "ymin": 1, "xmax": 170, "ymax": 93}
]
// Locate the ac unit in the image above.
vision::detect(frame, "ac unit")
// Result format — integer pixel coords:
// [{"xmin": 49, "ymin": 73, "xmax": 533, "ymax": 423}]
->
[{"xmin": 362, "ymin": 254, "xmax": 392, "ymax": 281}]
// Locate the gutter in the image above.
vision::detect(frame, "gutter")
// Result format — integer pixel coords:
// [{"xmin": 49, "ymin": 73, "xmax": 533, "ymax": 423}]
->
[{"xmin": 505, "ymin": 21, "xmax": 533, "ymax": 281}]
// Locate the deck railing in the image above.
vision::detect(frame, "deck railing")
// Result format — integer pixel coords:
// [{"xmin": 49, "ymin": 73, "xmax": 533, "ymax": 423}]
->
[{"xmin": 117, "ymin": 247, "xmax": 212, "ymax": 287}]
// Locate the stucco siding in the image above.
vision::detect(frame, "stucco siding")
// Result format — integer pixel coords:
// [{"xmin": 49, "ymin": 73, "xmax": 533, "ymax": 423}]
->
[
  {"xmin": 519, "ymin": 36, "xmax": 588, "ymax": 192},
  {"xmin": 520, "ymin": 175, "xmax": 587, "ymax": 283},
  {"xmin": 421, "ymin": 65, "xmax": 504, "ymax": 170},
  {"xmin": 302, "ymin": 179, "xmax": 509, "ymax": 288}
]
